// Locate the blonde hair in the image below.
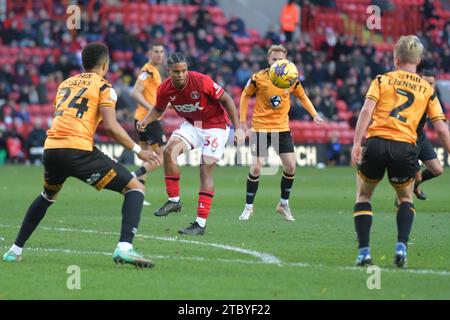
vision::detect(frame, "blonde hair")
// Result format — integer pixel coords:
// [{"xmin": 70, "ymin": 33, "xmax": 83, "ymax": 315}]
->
[
  {"xmin": 394, "ymin": 35, "xmax": 424, "ymax": 65},
  {"xmin": 268, "ymin": 44, "xmax": 288, "ymax": 57}
]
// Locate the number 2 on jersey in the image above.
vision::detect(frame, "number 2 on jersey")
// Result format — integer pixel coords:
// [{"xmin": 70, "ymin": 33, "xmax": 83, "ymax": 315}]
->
[{"xmin": 390, "ymin": 88, "xmax": 415, "ymax": 123}]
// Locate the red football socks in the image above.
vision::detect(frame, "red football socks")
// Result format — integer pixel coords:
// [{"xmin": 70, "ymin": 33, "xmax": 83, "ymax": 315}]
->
[
  {"xmin": 197, "ymin": 191, "xmax": 214, "ymax": 219},
  {"xmin": 165, "ymin": 175, "xmax": 180, "ymax": 198}
]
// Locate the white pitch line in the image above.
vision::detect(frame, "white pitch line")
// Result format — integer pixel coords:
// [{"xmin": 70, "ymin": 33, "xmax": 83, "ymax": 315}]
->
[
  {"xmin": 143, "ymin": 235, "xmax": 281, "ymax": 264},
  {"xmin": 3, "ymin": 246, "xmax": 259, "ymax": 265},
  {"xmin": 2, "ymin": 224, "xmax": 450, "ymax": 276},
  {"xmin": 5, "ymin": 245, "xmax": 450, "ymax": 277},
  {"xmin": 0, "ymin": 224, "xmax": 281, "ymax": 265},
  {"xmin": 290, "ymin": 262, "xmax": 450, "ymax": 276}
]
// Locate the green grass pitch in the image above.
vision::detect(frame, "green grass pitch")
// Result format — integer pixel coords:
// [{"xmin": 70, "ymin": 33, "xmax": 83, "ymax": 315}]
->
[{"xmin": 1, "ymin": 165, "xmax": 450, "ymax": 299}]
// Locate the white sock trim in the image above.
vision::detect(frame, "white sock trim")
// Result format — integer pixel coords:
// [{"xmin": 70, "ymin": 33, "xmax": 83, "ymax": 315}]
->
[
  {"xmin": 169, "ymin": 196, "xmax": 180, "ymax": 203},
  {"xmin": 195, "ymin": 217, "xmax": 206, "ymax": 228},
  {"xmin": 10, "ymin": 244, "xmax": 23, "ymax": 255},
  {"xmin": 280, "ymin": 198, "xmax": 289, "ymax": 205},
  {"xmin": 125, "ymin": 189, "xmax": 145, "ymax": 196},
  {"xmin": 40, "ymin": 192, "xmax": 56, "ymax": 203},
  {"xmin": 117, "ymin": 242, "xmax": 133, "ymax": 251}
]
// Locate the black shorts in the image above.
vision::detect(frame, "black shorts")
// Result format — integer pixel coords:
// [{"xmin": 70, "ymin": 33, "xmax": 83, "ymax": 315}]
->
[
  {"xmin": 250, "ymin": 131, "xmax": 294, "ymax": 157},
  {"xmin": 43, "ymin": 147, "xmax": 133, "ymax": 193},
  {"xmin": 415, "ymin": 134, "xmax": 437, "ymax": 171},
  {"xmin": 417, "ymin": 134, "xmax": 437, "ymax": 162},
  {"xmin": 358, "ymin": 137, "xmax": 418, "ymax": 185},
  {"xmin": 135, "ymin": 120, "xmax": 166, "ymax": 147}
]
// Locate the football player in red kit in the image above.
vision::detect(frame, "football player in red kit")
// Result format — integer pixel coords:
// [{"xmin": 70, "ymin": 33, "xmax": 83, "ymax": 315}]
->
[{"xmin": 137, "ymin": 52, "xmax": 244, "ymax": 235}]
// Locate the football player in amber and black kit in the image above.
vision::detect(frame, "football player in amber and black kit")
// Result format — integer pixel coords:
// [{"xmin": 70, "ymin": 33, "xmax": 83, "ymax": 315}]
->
[
  {"xmin": 351, "ymin": 36, "xmax": 450, "ymax": 268},
  {"xmin": 3, "ymin": 43, "xmax": 160, "ymax": 268},
  {"xmin": 238, "ymin": 44, "xmax": 323, "ymax": 222}
]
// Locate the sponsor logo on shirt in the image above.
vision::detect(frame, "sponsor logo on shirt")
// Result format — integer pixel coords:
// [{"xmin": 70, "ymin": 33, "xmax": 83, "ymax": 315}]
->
[
  {"xmin": 172, "ymin": 102, "xmax": 204, "ymax": 113},
  {"xmin": 139, "ymin": 72, "xmax": 149, "ymax": 80},
  {"xmin": 109, "ymin": 88, "xmax": 118, "ymax": 102},
  {"xmin": 86, "ymin": 173, "xmax": 101, "ymax": 185}
]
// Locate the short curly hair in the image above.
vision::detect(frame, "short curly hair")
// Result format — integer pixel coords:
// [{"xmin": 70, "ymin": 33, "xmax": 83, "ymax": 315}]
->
[{"xmin": 82, "ymin": 42, "xmax": 109, "ymax": 71}]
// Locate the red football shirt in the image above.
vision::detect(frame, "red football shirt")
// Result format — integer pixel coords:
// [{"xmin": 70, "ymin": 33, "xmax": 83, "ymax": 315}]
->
[{"xmin": 155, "ymin": 71, "xmax": 230, "ymax": 129}]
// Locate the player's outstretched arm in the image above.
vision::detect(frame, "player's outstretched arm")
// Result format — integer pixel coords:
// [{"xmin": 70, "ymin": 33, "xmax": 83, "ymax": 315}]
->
[
  {"xmin": 433, "ymin": 120, "xmax": 450, "ymax": 154},
  {"xmin": 293, "ymin": 84, "xmax": 324, "ymax": 125},
  {"xmin": 130, "ymin": 81, "xmax": 154, "ymax": 111},
  {"xmin": 351, "ymin": 98, "xmax": 376, "ymax": 165},
  {"xmin": 137, "ymin": 107, "xmax": 164, "ymax": 132},
  {"xmin": 239, "ymin": 90, "xmax": 251, "ymax": 135},
  {"xmin": 220, "ymin": 91, "xmax": 244, "ymax": 144},
  {"xmin": 100, "ymin": 107, "xmax": 160, "ymax": 165}
]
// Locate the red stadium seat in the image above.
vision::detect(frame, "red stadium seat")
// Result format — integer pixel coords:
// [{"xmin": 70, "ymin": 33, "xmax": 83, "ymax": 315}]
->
[
  {"xmin": 289, "ymin": 120, "xmax": 303, "ymax": 132},
  {"xmin": 44, "ymin": 104, "xmax": 54, "ymax": 115},
  {"xmin": 124, "ymin": 51, "xmax": 132, "ymax": 59},
  {"xmin": 125, "ymin": 3, "xmax": 140, "ymax": 13},
  {"xmin": 8, "ymin": 46, "xmax": 19, "ymax": 55},
  {"xmin": 138, "ymin": 3, "xmax": 149, "ymax": 12},
  {"xmin": 325, "ymin": 121, "xmax": 341, "ymax": 132},
  {"xmin": 166, "ymin": 4, "xmax": 181, "ymax": 15},
  {"xmin": 302, "ymin": 130, "xmax": 315, "ymax": 144},
  {"xmin": 31, "ymin": 47, "xmax": 42, "ymax": 56},
  {"xmin": 232, "ymin": 86, "xmax": 242, "ymax": 98},
  {"xmin": 22, "ymin": 47, "xmax": 32, "ymax": 56},
  {"xmin": 336, "ymin": 100, "xmax": 348, "ymax": 111},
  {"xmin": 313, "ymin": 130, "xmax": 328, "ymax": 143},
  {"xmin": 112, "ymin": 51, "xmax": 125, "ymax": 61},
  {"xmin": 291, "ymin": 130, "xmax": 305, "ymax": 143},
  {"xmin": 28, "ymin": 104, "xmax": 41, "ymax": 115},
  {"xmin": 297, "ymin": 121, "xmax": 316, "ymax": 131}
]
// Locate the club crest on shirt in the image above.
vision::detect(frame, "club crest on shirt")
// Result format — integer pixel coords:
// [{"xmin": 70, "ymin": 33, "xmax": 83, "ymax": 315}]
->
[
  {"xmin": 191, "ymin": 91, "xmax": 200, "ymax": 99},
  {"xmin": 270, "ymin": 95, "xmax": 282, "ymax": 108},
  {"xmin": 169, "ymin": 96, "xmax": 176, "ymax": 101}
]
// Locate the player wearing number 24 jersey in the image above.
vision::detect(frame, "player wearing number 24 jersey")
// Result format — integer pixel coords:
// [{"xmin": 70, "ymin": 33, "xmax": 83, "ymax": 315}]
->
[
  {"xmin": 45, "ymin": 72, "xmax": 116, "ymax": 151},
  {"xmin": 3, "ymin": 43, "xmax": 160, "ymax": 268}
]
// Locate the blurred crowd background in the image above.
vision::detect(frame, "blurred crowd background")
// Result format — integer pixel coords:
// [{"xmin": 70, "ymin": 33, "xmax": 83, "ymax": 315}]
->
[{"xmin": 1, "ymin": 0, "xmax": 449, "ymax": 166}]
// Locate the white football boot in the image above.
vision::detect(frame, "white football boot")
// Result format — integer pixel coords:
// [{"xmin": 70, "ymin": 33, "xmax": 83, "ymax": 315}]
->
[
  {"xmin": 276, "ymin": 203, "xmax": 295, "ymax": 221},
  {"xmin": 239, "ymin": 206, "xmax": 253, "ymax": 220}
]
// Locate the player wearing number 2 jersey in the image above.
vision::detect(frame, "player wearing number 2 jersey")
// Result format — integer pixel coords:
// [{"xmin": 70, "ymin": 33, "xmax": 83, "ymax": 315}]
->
[
  {"xmin": 137, "ymin": 52, "xmax": 244, "ymax": 235},
  {"xmin": 351, "ymin": 35, "xmax": 450, "ymax": 269},
  {"xmin": 3, "ymin": 43, "xmax": 160, "ymax": 268}
]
